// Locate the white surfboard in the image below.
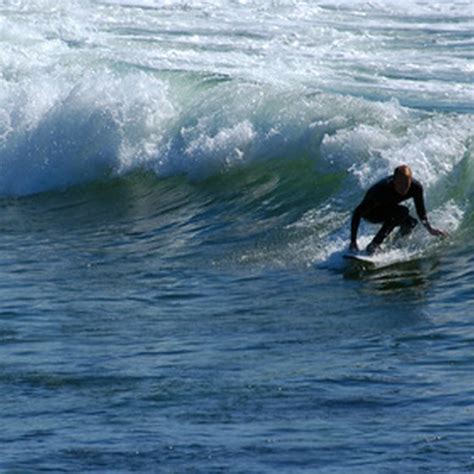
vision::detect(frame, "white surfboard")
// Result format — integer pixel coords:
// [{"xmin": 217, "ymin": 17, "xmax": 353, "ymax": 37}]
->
[
  {"xmin": 343, "ymin": 253, "xmax": 377, "ymax": 266},
  {"xmin": 343, "ymin": 247, "xmax": 416, "ymax": 269}
]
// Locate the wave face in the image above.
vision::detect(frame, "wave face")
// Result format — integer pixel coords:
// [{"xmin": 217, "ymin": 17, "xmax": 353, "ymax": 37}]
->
[
  {"xmin": 0, "ymin": 0, "xmax": 473, "ymax": 261},
  {"xmin": 1, "ymin": 0, "xmax": 473, "ymax": 265}
]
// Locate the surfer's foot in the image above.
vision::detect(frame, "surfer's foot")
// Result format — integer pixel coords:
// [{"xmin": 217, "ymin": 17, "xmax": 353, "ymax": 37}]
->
[{"xmin": 366, "ymin": 242, "xmax": 380, "ymax": 255}]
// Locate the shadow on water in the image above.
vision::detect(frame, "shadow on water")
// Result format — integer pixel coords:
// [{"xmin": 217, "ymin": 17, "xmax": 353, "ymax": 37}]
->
[{"xmin": 343, "ymin": 255, "xmax": 441, "ymax": 299}]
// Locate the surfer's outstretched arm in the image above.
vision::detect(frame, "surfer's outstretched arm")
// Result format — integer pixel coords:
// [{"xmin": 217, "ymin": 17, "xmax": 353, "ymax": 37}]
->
[{"xmin": 413, "ymin": 185, "xmax": 448, "ymax": 237}]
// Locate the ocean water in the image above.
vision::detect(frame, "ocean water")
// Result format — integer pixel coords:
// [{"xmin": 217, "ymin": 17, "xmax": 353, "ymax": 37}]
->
[{"xmin": 1, "ymin": 0, "xmax": 473, "ymax": 472}]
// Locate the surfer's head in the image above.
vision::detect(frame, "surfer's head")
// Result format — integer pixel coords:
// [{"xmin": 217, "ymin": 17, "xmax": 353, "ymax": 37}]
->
[{"xmin": 393, "ymin": 164, "xmax": 412, "ymax": 195}]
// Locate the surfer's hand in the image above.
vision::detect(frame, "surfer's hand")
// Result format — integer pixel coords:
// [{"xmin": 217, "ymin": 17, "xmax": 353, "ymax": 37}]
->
[
  {"xmin": 349, "ymin": 242, "xmax": 359, "ymax": 253},
  {"xmin": 429, "ymin": 227, "xmax": 448, "ymax": 238}
]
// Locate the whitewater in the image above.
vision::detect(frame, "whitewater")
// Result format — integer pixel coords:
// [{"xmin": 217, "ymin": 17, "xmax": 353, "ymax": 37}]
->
[{"xmin": 1, "ymin": 1, "xmax": 473, "ymax": 472}]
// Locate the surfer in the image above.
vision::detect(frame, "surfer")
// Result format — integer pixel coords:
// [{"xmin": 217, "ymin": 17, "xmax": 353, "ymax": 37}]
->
[{"xmin": 349, "ymin": 165, "xmax": 448, "ymax": 255}]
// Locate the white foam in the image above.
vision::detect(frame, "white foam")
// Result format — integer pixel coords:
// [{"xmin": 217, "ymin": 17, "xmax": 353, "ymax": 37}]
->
[
  {"xmin": 321, "ymin": 112, "xmax": 474, "ymax": 190},
  {"xmin": 0, "ymin": 0, "xmax": 473, "ymax": 196},
  {"xmin": 0, "ymin": 69, "xmax": 177, "ymax": 195}
]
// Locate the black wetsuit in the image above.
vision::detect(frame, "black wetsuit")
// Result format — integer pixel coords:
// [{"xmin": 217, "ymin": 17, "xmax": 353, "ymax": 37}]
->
[{"xmin": 351, "ymin": 176, "xmax": 428, "ymax": 248}]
